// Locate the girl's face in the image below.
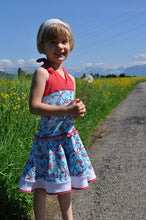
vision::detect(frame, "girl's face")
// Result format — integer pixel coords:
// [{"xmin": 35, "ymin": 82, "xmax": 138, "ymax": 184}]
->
[{"xmin": 43, "ymin": 38, "xmax": 70, "ymax": 66}]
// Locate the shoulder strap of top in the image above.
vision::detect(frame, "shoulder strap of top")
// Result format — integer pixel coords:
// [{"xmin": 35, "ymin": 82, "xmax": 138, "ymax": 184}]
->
[{"xmin": 36, "ymin": 58, "xmax": 54, "ymax": 73}]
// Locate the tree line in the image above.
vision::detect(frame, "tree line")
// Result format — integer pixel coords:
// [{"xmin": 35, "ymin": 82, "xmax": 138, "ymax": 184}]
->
[
  {"xmin": 81, "ymin": 73, "xmax": 136, "ymax": 78},
  {"xmin": 0, "ymin": 68, "xmax": 135, "ymax": 80}
]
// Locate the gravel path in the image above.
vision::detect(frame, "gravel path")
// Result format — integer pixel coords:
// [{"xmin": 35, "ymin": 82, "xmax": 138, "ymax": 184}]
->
[{"xmin": 48, "ymin": 82, "xmax": 146, "ymax": 220}]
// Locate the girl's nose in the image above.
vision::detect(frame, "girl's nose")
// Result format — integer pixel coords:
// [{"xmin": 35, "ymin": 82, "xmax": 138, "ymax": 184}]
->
[{"xmin": 57, "ymin": 42, "xmax": 63, "ymax": 48}]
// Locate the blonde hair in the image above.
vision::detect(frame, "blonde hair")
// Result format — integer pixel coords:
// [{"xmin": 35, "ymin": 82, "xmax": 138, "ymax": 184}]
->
[{"xmin": 37, "ymin": 19, "xmax": 74, "ymax": 53}]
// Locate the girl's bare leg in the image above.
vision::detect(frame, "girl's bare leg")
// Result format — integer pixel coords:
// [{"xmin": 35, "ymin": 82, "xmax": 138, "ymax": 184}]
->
[
  {"xmin": 58, "ymin": 192, "xmax": 73, "ymax": 220},
  {"xmin": 33, "ymin": 190, "xmax": 46, "ymax": 220}
]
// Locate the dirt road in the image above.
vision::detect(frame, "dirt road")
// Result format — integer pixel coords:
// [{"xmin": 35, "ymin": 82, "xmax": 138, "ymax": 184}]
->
[{"xmin": 48, "ymin": 82, "xmax": 146, "ymax": 220}]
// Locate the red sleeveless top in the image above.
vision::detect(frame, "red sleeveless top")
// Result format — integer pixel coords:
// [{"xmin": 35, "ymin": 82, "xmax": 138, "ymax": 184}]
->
[{"xmin": 37, "ymin": 58, "xmax": 74, "ymax": 97}]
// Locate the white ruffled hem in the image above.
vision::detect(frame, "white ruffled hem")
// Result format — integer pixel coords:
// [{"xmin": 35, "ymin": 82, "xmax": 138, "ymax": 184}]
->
[{"xmin": 17, "ymin": 169, "xmax": 97, "ymax": 195}]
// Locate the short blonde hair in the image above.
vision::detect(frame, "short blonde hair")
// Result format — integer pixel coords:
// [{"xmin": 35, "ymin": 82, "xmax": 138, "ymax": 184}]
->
[{"xmin": 37, "ymin": 19, "xmax": 74, "ymax": 53}]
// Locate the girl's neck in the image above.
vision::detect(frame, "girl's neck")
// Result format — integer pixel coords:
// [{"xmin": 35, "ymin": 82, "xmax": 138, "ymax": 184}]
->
[
  {"xmin": 46, "ymin": 57, "xmax": 63, "ymax": 71},
  {"xmin": 46, "ymin": 57, "xmax": 65, "ymax": 79}
]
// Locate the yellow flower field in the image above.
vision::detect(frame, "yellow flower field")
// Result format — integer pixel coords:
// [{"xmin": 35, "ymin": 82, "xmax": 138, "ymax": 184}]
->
[{"xmin": 0, "ymin": 76, "xmax": 146, "ymax": 138}]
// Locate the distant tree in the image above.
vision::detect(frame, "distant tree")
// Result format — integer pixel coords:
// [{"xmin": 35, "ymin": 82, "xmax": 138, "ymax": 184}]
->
[
  {"xmin": 18, "ymin": 68, "xmax": 25, "ymax": 79},
  {"xmin": 106, "ymin": 74, "xmax": 117, "ymax": 78},
  {"xmin": 95, "ymin": 73, "xmax": 99, "ymax": 78},
  {"xmin": 81, "ymin": 73, "xmax": 86, "ymax": 78},
  {"xmin": 119, "ymin": 73, "xmax": 126, "ymax": 77},
  {"xmin": 90, "ymin": 73, "xmax": 95, "ymax": 78}
]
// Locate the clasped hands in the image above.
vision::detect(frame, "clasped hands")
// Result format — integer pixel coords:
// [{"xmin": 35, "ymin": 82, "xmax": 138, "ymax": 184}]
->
[{"xmin": 68, "ymin": 99, "xmax": 86, "ymax": 119}]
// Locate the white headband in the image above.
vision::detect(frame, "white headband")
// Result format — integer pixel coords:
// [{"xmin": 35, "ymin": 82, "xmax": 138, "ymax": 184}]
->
[{"xmin": 39, "ymin": 18, "xmax": 68, "ymax": 42}]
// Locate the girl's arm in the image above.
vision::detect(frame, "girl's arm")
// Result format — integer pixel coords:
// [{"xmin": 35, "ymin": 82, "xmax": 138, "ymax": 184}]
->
[{"xmin": 29, "ymin": 68, "xmax": 85, "ymax": 118}]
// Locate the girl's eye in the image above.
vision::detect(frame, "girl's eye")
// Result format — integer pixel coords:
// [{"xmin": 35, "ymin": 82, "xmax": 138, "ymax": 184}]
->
[
  {"xmin": 49, "ymin": 40, "xmax": 68, "ymax": 45},
  {"xmin": 50, "ymin": 41, "xmax": 56, "ymax": 44},
  {"xmin": 62, "ymin": 40, "xmax": 68, "ymax": 44}
]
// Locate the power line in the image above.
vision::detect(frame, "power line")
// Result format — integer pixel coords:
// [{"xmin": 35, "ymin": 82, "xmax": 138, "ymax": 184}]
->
[
  {"xmin": 76, "ymin": 10, "xmax": 146, "ymax": 42},
  {"xmin": 73, "ymin": 11, "xmax": 146, "ymax": 52},
  {"xmin": 72, "ymin": 21, "xmax": 146, "ymax": 62}
]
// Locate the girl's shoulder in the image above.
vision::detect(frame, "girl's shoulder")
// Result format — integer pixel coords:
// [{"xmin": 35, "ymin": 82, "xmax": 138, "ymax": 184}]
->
[{"xmin": 34, "ymin": 65, "xmax": 49, "ymax": 81}]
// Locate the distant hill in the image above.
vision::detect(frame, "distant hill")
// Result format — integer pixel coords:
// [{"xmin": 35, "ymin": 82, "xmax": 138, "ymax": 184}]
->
[
  {"xmin": 124, "ymin": 64, "xmax": 146, "ymax": 77},
  {"xmin": 1, "ymin": 64, "xmax": 146, "ymax": 79},
  {"xmin": 74, "ymin": 64, "xmax": 146, "ymax": 78},
  {"xmin": 0, "ymin": 71, "xmax": 5, "ymax": 77},
  {"xmin": 0, "ymin": 71, "xmax": 15, "ymax": 79}
]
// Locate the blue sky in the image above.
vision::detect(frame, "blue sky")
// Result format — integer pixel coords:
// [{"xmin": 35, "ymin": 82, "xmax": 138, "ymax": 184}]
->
[{"xmin": 1, "ymin": 0, "xmax": 146, "ymax": 76}]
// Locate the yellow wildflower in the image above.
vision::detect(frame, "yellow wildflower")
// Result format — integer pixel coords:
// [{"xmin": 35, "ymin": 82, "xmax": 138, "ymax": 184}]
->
[{"xmin": 1, "ymin": 93, "xmax": 9, "ymax": 99}]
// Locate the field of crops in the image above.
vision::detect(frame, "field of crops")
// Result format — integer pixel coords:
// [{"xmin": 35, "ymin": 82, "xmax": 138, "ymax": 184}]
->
[{"xmin": 1, "ymin": 75, "xmax": 146, "ymax": 219}]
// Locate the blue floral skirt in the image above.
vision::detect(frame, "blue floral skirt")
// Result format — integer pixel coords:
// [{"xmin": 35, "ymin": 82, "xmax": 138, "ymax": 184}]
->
[{"xmin": 18, "ymin": 129, "xmax": 97, "ymax": 194}]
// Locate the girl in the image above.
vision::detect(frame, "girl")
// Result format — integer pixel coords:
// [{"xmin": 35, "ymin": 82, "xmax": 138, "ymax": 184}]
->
[{"xmin": 18, "ymin": 18, "xmax": 97, "ymax": 220}]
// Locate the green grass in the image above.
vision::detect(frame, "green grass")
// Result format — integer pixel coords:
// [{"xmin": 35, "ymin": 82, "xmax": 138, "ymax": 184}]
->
[
  {"xmin": 75, "ymin": 77, "xmax": 146, "ymax": 146},
  {"xmin": 1, "ymin": 76, "xmax": 146, "ymax": 219}
]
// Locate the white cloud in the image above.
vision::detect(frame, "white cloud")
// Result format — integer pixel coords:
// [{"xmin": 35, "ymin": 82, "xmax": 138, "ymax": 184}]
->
[
  {"xmin": 16, "ymin": 59, "xmax": 25, "ymax": 66},
  {"xmin": 67, "ymin": 53, "xmax": 146, "ymax": 77},
  {"xmin": 118, "ymin": 53, "xmax": 146, "ymax": 69},
  {"xmin": 0, "ymin": 59, "xmax": 12, "ymax": 67},
  {"xmin": 131, "ymin": 60, "xmax": 146, "ymax": 65},
  {"xmin": 67, "ymin": 62, "xmax": 120, "ymax": 75},
  {"xmin": 27, "ymin": 58, "xmax": 38, "ymax": 65},
  {"xmin": 0, "ymin": 58, "xmax": 40, "ymax": 72},
  {"xmin": 134, "ymin": 53, "xmax": 146, "ymax": 60},
  {"xmin": 84, "ymin": 62, "xmax": 92, "ymax": 67},
  {"xmin": 1, "ymin": 53, "xmax": 146, "ymax": 76}
]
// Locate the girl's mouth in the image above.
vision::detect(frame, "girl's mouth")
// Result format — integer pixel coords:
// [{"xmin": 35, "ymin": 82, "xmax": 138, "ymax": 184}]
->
[{"xmin": 55, "ymin": 52, "xmax": 65, "ymax": 57}]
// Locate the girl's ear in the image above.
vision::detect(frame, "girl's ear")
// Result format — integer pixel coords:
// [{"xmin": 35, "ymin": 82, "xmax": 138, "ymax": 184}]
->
[{"xmin": 38, "ymin": 43, "xmax": 44, "ymax": 53}]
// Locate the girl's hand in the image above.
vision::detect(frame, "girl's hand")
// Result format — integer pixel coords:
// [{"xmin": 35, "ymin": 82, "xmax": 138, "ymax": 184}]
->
[{"xmin": 68, "ymin": 99, "xmax": 86, "ymax": 119}]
